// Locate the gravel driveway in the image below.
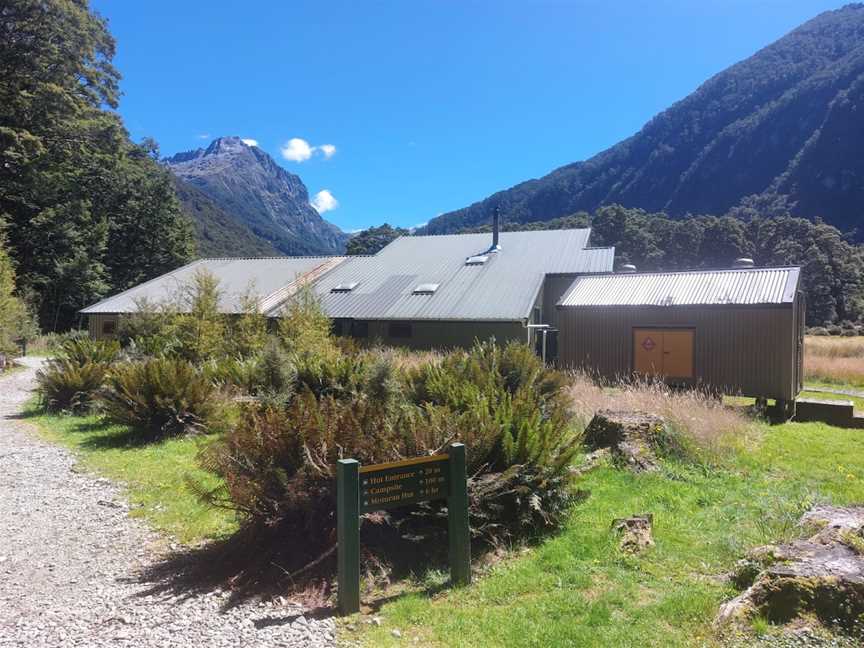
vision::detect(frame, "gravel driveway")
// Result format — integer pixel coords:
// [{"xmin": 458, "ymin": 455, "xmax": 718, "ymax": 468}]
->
[{"xmin": 0, "ymin": 358, "xmax": 336, "ymax": 648}]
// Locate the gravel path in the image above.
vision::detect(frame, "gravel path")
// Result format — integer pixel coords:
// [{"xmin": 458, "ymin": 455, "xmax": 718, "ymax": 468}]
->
[{"xmin": 0, "ymin": 358, "xmax": 336, "ymax": 648}]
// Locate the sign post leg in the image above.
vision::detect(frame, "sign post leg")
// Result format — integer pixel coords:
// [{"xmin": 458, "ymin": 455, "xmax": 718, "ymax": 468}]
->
[
  {"xmin": 337, "ymin": 459, "xmax": 360, "ymax": 615},
  {"xmin": 447, "ymin": 443, "xmax": 471, "ymax": 586}
]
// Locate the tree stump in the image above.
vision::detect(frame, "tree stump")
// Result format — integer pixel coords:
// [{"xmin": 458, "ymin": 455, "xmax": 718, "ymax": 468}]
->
[{"xmin": 583, "ymin": 410, "xmax": 669, "ymax": 472}]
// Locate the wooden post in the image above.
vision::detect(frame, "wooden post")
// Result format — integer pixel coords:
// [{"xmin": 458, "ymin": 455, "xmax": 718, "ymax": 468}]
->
[
  {"xmin": 337, "ymin": 459, "xmax": 360, "ymax": 615},
  {"xmin": 447, "ymin": 443, "xmax": 471, "ymax": 586}
]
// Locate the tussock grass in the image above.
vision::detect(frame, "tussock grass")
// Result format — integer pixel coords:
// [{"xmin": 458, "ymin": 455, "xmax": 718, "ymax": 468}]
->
[
  {"xmin": 567, "ymin": 372, "xmax": 758, "ymax": 455},
  {"xmin": 805, "ymin": 336, "xmax": 864, "ymax": 386}
]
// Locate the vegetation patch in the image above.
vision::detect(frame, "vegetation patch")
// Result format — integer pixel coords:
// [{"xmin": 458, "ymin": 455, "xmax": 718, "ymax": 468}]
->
[{"xmin": 350, "ymin": 421, "xmax": 864, "ymax": 647}]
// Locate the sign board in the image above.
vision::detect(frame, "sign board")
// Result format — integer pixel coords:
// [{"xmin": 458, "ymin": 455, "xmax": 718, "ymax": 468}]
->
[
  {"xmin": 336, "ymin": 444, "xmax": 471, "ymax": 615},
  {"xmin": 360, "ymin": 455, "xmax": 449, "ymax": 512}
]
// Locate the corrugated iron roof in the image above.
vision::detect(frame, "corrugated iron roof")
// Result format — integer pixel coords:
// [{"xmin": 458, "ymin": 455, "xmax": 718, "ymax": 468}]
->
[
  {"xmin": 285, "ymin": 230, "xmax": 614, "ymax": 321},
  {"xmin": 558, "ymin": 267, "xmax": 801, "ymax": 308},
  {"xmin": 81, "ymin": 257, "xmax": 346, "ymax": 314}
]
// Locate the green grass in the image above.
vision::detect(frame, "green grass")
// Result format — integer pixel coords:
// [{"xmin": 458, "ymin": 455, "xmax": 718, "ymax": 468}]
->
[
  {"xmin": 351, "ymin": 421, "xmax": 864, "ymax": 647},
  {"xmin": 25, "ymin": 402, "xmax": 236, "ymax": 544}
]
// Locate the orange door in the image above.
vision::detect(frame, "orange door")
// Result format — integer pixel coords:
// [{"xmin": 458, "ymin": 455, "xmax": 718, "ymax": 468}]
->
[
  {"xmin": 633, "ymin": 328, "xmax": 694, "ymax": 379},
  {"xmin": 661, "ymin": 330, "xmax": 694, "ymax": 378},
  {"xmin": 633, "ymin": 329, "xmax": 664, "ymax": 376}
]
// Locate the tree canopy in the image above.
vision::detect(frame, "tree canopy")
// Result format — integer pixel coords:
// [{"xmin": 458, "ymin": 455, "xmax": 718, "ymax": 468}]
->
[
  {"xmin": 345, "ymin": 223, "xmax": 409, "ymax": 256},
  {"xmin": 0, "ymin": 0, "xmax": 194, "ymax": 330}
]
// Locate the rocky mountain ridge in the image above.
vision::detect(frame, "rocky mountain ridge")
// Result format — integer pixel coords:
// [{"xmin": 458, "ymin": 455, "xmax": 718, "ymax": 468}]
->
[{"xmin": 166, "ymin": 136, "xmax": 347, "ymax": 256}]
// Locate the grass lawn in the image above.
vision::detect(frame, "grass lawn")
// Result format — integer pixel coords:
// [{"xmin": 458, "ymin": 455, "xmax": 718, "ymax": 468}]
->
[
  {"xmin": 24, "ymin": 402, "xmax": 237, "ymax": 544},
  {"xmin": 351, "ymin": 421, "xmax": 864, "ymax": 647}
]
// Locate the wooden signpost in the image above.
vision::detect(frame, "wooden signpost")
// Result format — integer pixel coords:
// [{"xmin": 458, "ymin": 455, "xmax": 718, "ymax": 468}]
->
[{"xmin": 336, "ymin": 443, "xmax": 471, "ymax": 615}]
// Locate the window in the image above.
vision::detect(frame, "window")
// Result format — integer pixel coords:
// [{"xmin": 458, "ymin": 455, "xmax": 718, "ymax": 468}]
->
[
  {"xmin": 413, "ymin": 283, "xmax": 439, "ymax": 295},
  {"xmin": 388, "ymin": 322, "xmax": 412, "ymax": 339},
  {"xmin": 331, "ymin": 319, "xmax": 344, "ymax": 336},
  {"xmin": 465, "ymin": 255, "xmax": 488, "ymax": 265},
  {"xmin": 351, "ymin": 320, "xmax": 369, "ymax": 338},
  {"xmin": 331, "ymin": 282, "xmax": 359, "ymax": 293},
  {"xmin": 101, "ymin": 320, "xmax": 117, "ymax": 336}
]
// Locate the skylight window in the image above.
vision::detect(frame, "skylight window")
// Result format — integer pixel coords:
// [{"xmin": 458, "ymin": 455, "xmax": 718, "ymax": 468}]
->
[
  {"xmin": 465, "ymin": 255, "xmax": 489, "ymax": 265},
  {"xmin": 413, "ymin": 283, "xmax": 440, "ymax": 295},
  {"xmin": 331, "ymin": 282, "xmax": 359, "ymax": 293}
]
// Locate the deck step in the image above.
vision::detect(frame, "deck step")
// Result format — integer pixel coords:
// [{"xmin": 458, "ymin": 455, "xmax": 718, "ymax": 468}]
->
[{"xmin": 795, "ymin": 398, "xmax": 856, "ymax": 428}]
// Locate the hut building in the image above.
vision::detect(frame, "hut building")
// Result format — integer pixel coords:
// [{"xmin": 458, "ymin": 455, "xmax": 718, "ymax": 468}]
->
[
  {"xmin": 556, "ymin": 264, "xmax": 805, "ymax": 410},
  {"xmin": 81, "ymin": 224, "xmax": 614, "ymax": 350},
  {"xmin": 81, "ymin": 256, "xmax": 346, "ymax": 339}
]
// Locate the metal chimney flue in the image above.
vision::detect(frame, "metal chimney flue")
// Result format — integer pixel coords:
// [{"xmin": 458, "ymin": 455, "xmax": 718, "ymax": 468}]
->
[{"xmin": 491, "ymin": 208, "xmax": 501, "ymax": 252}]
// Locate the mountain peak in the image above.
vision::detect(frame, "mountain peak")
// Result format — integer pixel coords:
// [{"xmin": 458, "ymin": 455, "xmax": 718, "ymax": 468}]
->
[{"xmin": 166, "ymin": 136, "xmax": 347, "ymax": 256}]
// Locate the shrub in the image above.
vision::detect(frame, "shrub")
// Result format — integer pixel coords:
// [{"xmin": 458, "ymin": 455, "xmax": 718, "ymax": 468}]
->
[
  {"xmin": 408, "ymin": 341, "xmax": 577, "ymax": 473},
  {"xmin": 809, "ymin": 327, "xmax": 830, "ymax": 336},
  {"xmin": 171, "ymin": 270, "xmax": 227, "ymax": 363},
  {"xmin": 194, "ymin": 393, "xmax": 409, "ymax": 569},
  {"xmin": 99, "ymin": 358, "xmax": 220, "ymax": 440},
  {"xmin": 197, "ymin": 340, "xmax": 581, "ymax": 562},
  {"xmin": 36, "ymin": 359, "xmax": 109, "ymax": 413},
  {"xmin": 57, "ymin": 337, "xmax": 120, "ymax": 366},
  {"xmin": 35, "ymin": 337, "xmax": 118, "ymax": 413}
]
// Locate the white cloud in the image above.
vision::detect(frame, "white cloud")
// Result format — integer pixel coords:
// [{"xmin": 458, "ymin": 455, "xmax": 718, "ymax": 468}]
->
[
  {"xmin": 197, "ymin": 133, "xmax": 210, "ymax": 140},
  {"xmin": 280, "ymin": 137, "xmax": 337, "ymax": 162},
  {"xmin": 241, "ymin": 138, "xmax": 259, "ymax": 147},
  {"xmin": 281, "ymin": 137, "xmax": 314, "ymax": 162},
  {"xmin": 311, "ymin": 189, "xmax": 339, "ymax": 213}
]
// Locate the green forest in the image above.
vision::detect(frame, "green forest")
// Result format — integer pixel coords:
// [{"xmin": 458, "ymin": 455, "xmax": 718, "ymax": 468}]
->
[{"xmin": 0, "ymin": 0, "xmax": 195, "ymax": 334}]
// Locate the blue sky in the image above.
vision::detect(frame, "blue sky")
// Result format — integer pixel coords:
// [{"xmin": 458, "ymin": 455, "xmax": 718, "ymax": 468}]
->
[{"xmin": 93, "ymin": 0, "xmax": 847, "ymax": 232}]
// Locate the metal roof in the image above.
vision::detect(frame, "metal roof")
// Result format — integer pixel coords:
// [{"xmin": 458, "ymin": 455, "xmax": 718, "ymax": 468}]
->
[
  {"xmin": 81, "ymin": 257, "xmax": 346, "ymax": 314},
  {"xmin": 558, "ymin": 267, "xmax": 801, "ymax": 308},
  {"xmin": 289, "ymin": 230, "xmax": 614, "ymax": 321}
]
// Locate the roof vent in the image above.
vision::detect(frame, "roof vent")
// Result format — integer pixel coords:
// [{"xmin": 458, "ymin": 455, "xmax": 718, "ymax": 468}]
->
[
  {"xmin": 733, "ymin": 258, "xmax": 755, "ymax": 269},
  {"xmin": 465, "ymin": 255, "xmax": 489, "ymax": 266},
  {"xmin": 413, "ymin": 283, "xmax": 440, "ymax": 295},
  {"xmin": 331, "ymin": 282, "xmax": 359, "ymax": 293},
  {"xmin": 619, "ymin": 264, "xmax": 637, "ymax": 273}
]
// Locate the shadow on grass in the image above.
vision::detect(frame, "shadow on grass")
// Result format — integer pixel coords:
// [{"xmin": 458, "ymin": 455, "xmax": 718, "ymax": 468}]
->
[{"xmin": 133, "ymin": 496, "xmax": 588, "ymax": 617}]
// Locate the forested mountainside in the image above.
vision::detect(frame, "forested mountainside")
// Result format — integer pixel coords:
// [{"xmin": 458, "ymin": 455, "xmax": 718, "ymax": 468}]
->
[
  {"xmin": 166, "ymin": 137, "xmax": 348, "ymax": 256},
  {"xmin": 1, "ymin": 1, "xmax": 195, "ymax": 330},
  {"xmin": 424, "ymin": 4, "xmax": 864, "ymax": 236},
  {"xmin": 171, "ymin": 177, "xmax": 279, "ymax": 257}
]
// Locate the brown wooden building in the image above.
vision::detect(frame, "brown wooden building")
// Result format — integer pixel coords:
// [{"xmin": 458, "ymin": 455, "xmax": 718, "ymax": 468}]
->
[{"xmin": 556, "ymin": 266, "xmax": 804, "ymax": 408}]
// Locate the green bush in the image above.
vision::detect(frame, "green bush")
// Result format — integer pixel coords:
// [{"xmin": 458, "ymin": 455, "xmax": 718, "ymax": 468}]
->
[
  {"xmin": 196, "ymin": 339, "xmax": 582, "ymax": 576},
  {"xmin": 35, "ymin": 337, "xmax": 119, "ymax": 413},
  {"xmin": 57, "ymin": 337, "xmax": 120, "ymax": 366},
  {"xmin": 99, "ymin": 358, "xmax": 221, "ymax": 440},
  {"xmin": 36, "ymin": 359, "xmax": 109, "ymax": 413},
  {"xmin": 408, "ymin": 340, "xmax": 577, "ymax": 473}
]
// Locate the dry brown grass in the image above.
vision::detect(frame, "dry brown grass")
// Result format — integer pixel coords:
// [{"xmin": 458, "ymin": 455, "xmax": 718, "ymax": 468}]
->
[
  {"xmin": 567, "ymin": 372, "xmax": 758, "ymax": 454},
  {"xmin": 804, "ymin": 336, "xmax": 864, "ymax": 386},
  {"xmin": 805, "ymin": 335, "xmax": 864, "ymax": 358}
]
